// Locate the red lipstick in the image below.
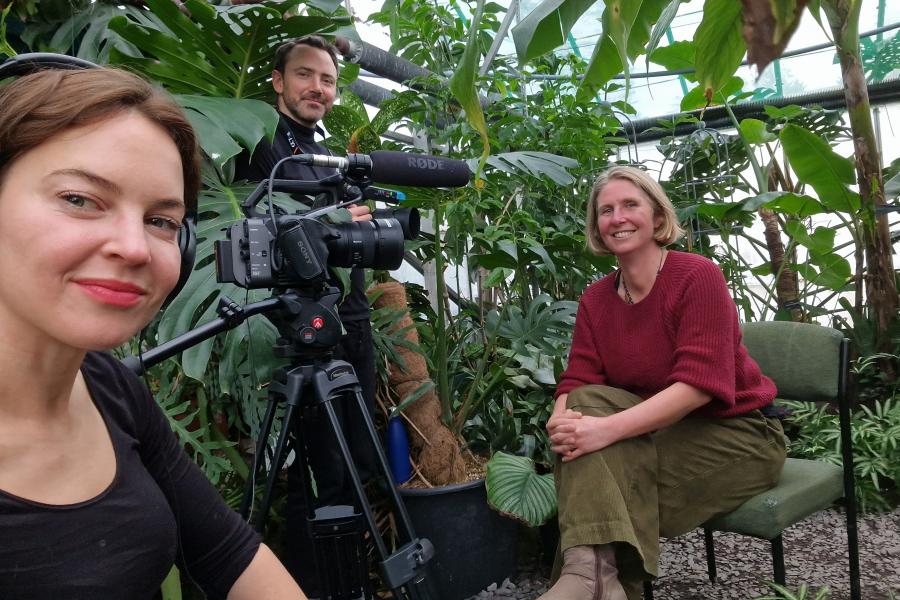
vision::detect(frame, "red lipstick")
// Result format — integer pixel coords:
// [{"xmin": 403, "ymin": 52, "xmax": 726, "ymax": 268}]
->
[{"xmin": 75, "ymin": 279, "xmax": 147, "ymax": 308}]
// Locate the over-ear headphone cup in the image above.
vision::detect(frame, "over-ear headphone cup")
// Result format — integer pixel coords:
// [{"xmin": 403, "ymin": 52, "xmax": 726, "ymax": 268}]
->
[{"xmin": 164, "ymin": 217, "xmax": 197, "ymax": 307}]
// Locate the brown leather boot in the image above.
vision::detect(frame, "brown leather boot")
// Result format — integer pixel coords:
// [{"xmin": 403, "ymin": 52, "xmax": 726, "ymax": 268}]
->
[{"xmin": 537, "ymin": 544, "xmax": 627, "ymax": 600}]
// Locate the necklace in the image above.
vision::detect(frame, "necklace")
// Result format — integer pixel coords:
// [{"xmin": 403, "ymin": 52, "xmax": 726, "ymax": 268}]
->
[{"xmin": 620, "ymin": 248, "xmax": 666, "ymax": 305}]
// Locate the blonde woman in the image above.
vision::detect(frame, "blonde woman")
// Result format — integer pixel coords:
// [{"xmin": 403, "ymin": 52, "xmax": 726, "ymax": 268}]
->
[{"xmin": 540, "ymin": 166, "xmax": 786, "ymax": 600}]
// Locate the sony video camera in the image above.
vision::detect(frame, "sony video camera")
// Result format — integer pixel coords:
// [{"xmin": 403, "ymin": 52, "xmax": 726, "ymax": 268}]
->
[{"xmin": 215, "ymin": 151, "xmax": 470, "ymax": 291}]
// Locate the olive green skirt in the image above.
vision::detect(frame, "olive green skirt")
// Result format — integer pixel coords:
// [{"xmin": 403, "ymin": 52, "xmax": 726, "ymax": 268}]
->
[{"xmin": 554, "ymin": 385, "xmax": 786, "ymax": 597}]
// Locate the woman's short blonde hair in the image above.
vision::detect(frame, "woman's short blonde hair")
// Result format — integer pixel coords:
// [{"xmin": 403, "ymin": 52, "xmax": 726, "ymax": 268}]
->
[{"xmin": 585, "ymin": 165, "xmax": 684, "ymax": 256}]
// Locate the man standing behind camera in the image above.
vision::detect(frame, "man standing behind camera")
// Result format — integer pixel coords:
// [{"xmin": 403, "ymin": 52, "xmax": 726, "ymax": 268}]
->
[{"xmin": 236, "ymin": 35, "xmax": 377, "ymax": 596}]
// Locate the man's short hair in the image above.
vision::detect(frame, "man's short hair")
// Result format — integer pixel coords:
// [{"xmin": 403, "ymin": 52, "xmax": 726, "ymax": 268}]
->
[{"xmin": 273, "ymin": 35, "xmax": 340, "ymax": 75}]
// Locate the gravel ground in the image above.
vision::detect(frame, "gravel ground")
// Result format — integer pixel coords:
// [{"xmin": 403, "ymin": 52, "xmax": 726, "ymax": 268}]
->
[{"xmin": 466, "ymin": 507, "xmax": 900, "ymax": 600}]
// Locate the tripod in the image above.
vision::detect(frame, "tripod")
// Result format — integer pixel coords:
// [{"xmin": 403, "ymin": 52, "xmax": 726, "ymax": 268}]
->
[{"xmin": 124, "ymin": 290, "xmax": 435, "ymax": 600}]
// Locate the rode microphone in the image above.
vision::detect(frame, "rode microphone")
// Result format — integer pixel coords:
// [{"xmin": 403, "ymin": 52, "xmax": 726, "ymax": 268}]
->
[{"xmin": 294, "ymin": 151, "xmax": 471, "ymax": 188}]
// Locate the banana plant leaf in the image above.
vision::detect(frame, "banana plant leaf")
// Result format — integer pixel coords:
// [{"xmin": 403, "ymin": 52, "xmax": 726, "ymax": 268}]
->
[
  {"xmin": 511, "ymin": 0, "xmax": 595, "ymax": 64},
  {"xmin": 449, "ymin": 0, "xmax": 490, "ymax": 165},
  {"xmin": 693, "ymin": 0, "xmax": 745, "ymax": 103},
  {"xmin": 780, "ymin": 124, "xmax": 861, "ymax": 214},
  {"xmin": 485, "ymin": 451, "xmax": 556, "ymax": 527}
]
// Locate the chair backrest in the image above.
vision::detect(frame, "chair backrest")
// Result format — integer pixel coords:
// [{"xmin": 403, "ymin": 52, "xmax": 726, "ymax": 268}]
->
[{"xmin": 741, "ymin": 321, "xmax": 846, "ymax": 404}]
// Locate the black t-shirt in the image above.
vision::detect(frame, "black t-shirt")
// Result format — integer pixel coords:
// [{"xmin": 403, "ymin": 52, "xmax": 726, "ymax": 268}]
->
[
  {"xmin": 236, "ymin": 114, "xmax": 370, "ymax": 322},
  {"xmin": 0, "ymin": 352, "xmax": 260, "ymax": 600}
]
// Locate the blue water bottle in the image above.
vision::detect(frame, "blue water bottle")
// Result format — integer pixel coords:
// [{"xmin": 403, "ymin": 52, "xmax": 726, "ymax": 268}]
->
[{"xmin": 386, "ymin": 416, "xmax": 412, "ymax": 483}]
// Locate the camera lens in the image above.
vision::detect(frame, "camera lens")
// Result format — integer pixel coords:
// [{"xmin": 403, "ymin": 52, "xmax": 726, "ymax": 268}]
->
[
  {"xmin": 327, "ymin": 218, "xmax": 406, "ymax": 270},
  {"xmin": 371, "ymin": 207, "xmax": 420, "ymax": 240}
]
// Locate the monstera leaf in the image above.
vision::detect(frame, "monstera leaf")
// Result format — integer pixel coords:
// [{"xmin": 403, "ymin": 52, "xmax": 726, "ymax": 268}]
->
[
  {"xmin": 156, "ymin": 176, "xmax": 289, "ymax": 383},
  {"xmin": 107, "ymin": 0, "xmax": 346, "ymax": 99},
  {"xmin": 487, "ymin": 294, "xmax": 577, "ymax": 355}
]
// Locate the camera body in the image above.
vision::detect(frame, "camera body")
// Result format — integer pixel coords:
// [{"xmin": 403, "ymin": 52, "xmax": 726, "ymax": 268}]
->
[
  {"xmin": 215, "ymin": 214, "xmax": 411, "ymax": 289},
  {"xmin": 214, "ymin": 170, "xmax": 419, "ymax": 291}
]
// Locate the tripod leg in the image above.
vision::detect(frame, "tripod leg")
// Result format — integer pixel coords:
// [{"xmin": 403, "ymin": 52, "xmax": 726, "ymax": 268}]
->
[
  {"xmin": 256, "ymin": 401, "xmax": 298, "ymax": 533},
  {"xmin": 240, "ymin": 392, "xmax": 279, "ymax": 520},
  {"xmin": 319, "ymin": 400, "xmax": 388, "ymax": 557},
  {"xmin": 320, "ymin": 394, "xmax": 435, "ymax": 600},
  {"xmin": 349, "ymin": 387, "xmax": 420, "ymax": 542}
]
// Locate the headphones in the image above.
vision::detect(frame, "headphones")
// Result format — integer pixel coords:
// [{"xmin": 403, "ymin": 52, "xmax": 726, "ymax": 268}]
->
[{"xmin": 0, "ymin": 53, "xmax": 197, "ymax": 306}]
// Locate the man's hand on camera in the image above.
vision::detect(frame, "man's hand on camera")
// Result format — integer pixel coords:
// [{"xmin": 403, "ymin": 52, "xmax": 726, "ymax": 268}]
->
[{"xmin": 347, "ymin": 204, "xmax": 372, "ymax": 222}]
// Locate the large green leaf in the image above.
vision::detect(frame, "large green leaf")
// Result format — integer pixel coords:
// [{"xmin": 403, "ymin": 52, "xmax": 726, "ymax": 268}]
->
[
  {"xmin": 645, "ymin": 0, "xmax": 687, "ymax": 66},
  {"xmin": 736, "ymin": 191, "xmax": 825, "ymax": 217},
  {"xmin": 576, "ymin": 34, "xmax": 621, "ymax": 103},
  {"xmin": 449, "ymin": 0, "xmax": 490, "ymax": 164},
  {"xmin": 178, "ymin": 96, "xmax": 277, "ymax": 156},
  {"xmin": 780, "ymin": 124, "xmax": 860, "ymax": 213},
  {"xmin": 485, "ymin": 451, "xmax": 556, "ymax": 527},
  {"xmin": 624, "ymin": 0, "xmax": 670, "ymax": 60},
  {"xmin": 784, "ymin": 222, "xmax": 835, "ymax": 254},
  {"xmin": 511, "ymin": 0, "xmax": 596, "ymax": 63},
  {"xmin": 479, "ymin": 151, "xmax": 579, "ymax": 185},
  {"xmin": 600, "ymin": 0, "xmax": 642, "ymax": 90},
  {"xmin": 679, "ymin": 75, "xmax": 743, "ymax": 111},
  {"xmin": 182, "ymin": 110, "xmax": 243, "ymax": 171},
  {"xmin": 43, "ymin": 3, "xmax": 157, "ymax": 62},
  {"xmin": 488, "ymin": 294, "xmax": 577, "ymax": 355},
  {"xmin": 108, "ymin": 0, "xmax": 344, "ymax": 99},
  {"xmin": 739, "ymin": 117, "xmax": 777, "ymax": 144},
  {"xmin": 694, "ymin": 0, "xmax": 745, "ymax": 102},
  {"xmin": 648, "ymin": 40, "xmax": 696, "ymax": 75},
  {"xmin": 577, "ymin": 0, "xmax": 669, "ymax": 102}
]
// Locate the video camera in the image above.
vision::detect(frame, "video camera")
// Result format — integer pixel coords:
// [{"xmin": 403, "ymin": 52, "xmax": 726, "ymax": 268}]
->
[{"xmin": 215, "ymin": 151, "xmax": 470, "ymax": 290}]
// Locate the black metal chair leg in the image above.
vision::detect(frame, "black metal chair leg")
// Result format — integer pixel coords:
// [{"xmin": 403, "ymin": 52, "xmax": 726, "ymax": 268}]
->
[
  {"xmin": 771, "ymin": 534, "xmax": 786, "ymax": 585},
  {"xmin": 643, "ymin": 580, "xmax": 654, "ymax": 600},
  {"xmin": 847, "ymin": 498, "xmax": 861, "ymax": 600},
  {"xmin": 704, "ymin": 528, "xmax": 717, "ymax": 583}
]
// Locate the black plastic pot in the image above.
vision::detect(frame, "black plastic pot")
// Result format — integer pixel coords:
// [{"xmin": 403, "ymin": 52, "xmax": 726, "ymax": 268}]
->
[{"xmin": 400, "ymin": 478, "xmax": 519, "ymax": 600}]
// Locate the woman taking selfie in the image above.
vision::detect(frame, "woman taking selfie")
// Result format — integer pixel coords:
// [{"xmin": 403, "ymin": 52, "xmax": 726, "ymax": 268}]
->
[
  {"xmin": 0, "ymin": 66, "xmax": 305, "ymax": 600},
  {"xmin": 540, "ymin": 166, "xmax": 786, "ymax": 600}
]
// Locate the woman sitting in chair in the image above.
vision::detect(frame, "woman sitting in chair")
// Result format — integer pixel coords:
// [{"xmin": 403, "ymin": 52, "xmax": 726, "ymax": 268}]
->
[
  {"xmin": 539, "ymin": 166, "xmax": 787, "ymax": 600},
  {"xmin": 0, "ymin": 67, "xmax": 306, "ymax": 600}
]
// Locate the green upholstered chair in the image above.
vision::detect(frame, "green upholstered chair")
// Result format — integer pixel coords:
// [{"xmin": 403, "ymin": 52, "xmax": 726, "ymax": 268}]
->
[
  {"xmin": 643, "ymin": 322, "xmax": 860, "ymax": 600},
  {"xmin": 704, "ymin": 322, "xmax": 860, "ymax": 599}
]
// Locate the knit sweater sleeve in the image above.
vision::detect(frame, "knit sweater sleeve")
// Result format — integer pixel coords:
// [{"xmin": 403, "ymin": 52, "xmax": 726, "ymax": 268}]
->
[
  {"xmin": 665, "ymin": 258, "xmax": 740, "ymax": 408},
  {"xmin": 556, "ymin": 285, "xmax": 608, "ymax": 397}
]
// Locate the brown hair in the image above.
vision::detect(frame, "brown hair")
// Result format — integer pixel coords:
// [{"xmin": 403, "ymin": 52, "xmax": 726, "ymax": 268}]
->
[
  {"xmin": 586, "ymin": 165, "xmax": 684, "ymax": 256},
  {"xmin": 0, "ymin": 68, "xmax": 201, "ymax": 214},
  {"xmin": 273, "ymin": 35, "xmax": 340, "ymax": 75}
]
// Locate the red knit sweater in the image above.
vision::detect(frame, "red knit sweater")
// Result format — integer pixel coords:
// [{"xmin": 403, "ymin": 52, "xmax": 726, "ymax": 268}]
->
[{"xmin": 557, "ymin": 251, "xmax": 775, "ymax": 418}]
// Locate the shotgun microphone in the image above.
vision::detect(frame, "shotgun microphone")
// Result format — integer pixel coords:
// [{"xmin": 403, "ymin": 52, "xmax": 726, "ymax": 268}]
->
[{"xmin": 293, "ymin": 151, "xmax": 471, "ymax": 188}]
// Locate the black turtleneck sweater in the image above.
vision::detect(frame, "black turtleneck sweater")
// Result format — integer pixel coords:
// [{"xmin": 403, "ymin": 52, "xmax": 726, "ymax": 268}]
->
[{"xmin": 236, "ymin": 113, "xmax": 370, "ymax": 322}]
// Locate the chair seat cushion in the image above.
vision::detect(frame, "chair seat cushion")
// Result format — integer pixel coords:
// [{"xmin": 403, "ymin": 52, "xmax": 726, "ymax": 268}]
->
[{"xmin": 704, "ymin": 458, "xmax": 844, "ymax": 540}]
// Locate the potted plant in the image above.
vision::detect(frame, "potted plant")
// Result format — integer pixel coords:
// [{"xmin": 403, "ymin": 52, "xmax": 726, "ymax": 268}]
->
[{"xmin": 369, "ymin": 272, "xmax": 576, "ymax": 598}]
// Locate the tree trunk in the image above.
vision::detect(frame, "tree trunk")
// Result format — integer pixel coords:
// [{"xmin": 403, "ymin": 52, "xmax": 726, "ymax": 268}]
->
[
  {"xmin": 761, "ymin": 161, "xmax": 804, "ymax": 321},
  {"xmin": 824, "ymin": 0, "xmax": 899, "ymax": 354}
]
